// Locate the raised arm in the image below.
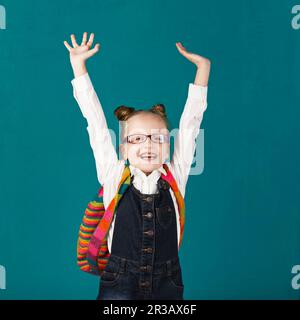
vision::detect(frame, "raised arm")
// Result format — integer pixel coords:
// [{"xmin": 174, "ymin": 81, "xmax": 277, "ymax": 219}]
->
[
  {"xmin": 64, "ymin": 32, "xmax": 119, "ymax": 185},
  {"xmin": 170, "ymin": 42, "xmax": 211, "ymax": 196}
]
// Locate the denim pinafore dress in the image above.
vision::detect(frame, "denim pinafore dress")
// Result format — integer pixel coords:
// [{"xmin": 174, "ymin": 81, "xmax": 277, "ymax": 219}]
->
[{"xmin": 96, "ymin": 174, "xmax": 184, "ymax": 300}]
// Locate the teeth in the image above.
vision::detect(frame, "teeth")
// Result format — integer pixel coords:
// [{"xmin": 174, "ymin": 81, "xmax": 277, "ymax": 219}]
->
[{"xmin": 140, "ymin": 153, "xmax": 157, "ymax": 159}]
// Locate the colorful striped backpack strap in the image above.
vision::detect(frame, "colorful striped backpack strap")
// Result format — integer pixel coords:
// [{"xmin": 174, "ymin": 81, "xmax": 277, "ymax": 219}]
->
[
  {"xmin": 161, "ymin": 163, "xmax": 186, "ymax": 248},
  {"xmin": 76, "ymin": 164, "xmax": 132, "ymax": 275}
]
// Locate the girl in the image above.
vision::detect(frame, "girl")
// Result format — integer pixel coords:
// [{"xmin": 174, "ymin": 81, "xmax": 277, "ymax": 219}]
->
[{"xmin": 64, "ymin": 32, "xmax": 211, "ymax": 300}]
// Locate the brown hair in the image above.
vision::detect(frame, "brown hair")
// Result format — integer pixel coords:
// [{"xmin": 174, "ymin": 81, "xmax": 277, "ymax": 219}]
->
[{"xmin": 114, "ymin": 103, "xmax": 170, "ymax": 130}]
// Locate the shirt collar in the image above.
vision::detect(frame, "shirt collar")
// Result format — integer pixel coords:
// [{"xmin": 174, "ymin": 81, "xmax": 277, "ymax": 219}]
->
[{"xmin": 129, "ymin": 164, "xmax": 167, "ymax": 179}]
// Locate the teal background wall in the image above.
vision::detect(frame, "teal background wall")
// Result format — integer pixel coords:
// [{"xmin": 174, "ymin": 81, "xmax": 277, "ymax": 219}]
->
[{"xmin": 0, "ymin": 0, "xmax": 300, "ymax": 299}]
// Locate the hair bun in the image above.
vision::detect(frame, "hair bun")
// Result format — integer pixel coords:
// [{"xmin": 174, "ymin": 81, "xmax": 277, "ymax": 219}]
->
[
  {"xmin": 114, "ymin": 105, "xmax": 136, "ymax": 121},
  {"xmin": 149, "ymin": 103, "xmax": 166, "ymax": 117}
]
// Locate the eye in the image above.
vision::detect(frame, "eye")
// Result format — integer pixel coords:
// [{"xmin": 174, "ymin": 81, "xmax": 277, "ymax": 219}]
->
[
  {"xmin": 152, "ymin": 134, "xmax": 162, "ymax": 142},
  {"xmin": 128, "ymin": 134, "xmax": 145, "ymax": 143}
]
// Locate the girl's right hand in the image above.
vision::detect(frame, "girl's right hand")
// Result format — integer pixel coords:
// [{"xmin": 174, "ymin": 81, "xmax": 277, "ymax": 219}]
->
[{"xmin": 64, "ymin": 32, "xmax": 100, "ymax": 68}]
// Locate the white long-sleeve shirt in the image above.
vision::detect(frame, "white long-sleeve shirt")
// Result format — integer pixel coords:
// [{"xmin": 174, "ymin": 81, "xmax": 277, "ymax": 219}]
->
[{"xmin": 71, "ymin": 73, "xmax": 208, "ymax": 253}]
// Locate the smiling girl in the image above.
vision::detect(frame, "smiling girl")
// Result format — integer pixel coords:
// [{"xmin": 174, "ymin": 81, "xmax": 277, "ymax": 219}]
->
[{"xmin": 64, "ymin": 32, "xmax": 211, "ymax": 300}]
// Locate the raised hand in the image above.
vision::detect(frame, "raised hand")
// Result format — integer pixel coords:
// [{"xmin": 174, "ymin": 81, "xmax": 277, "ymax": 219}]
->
[
  {"xmin": 175, "ymin": 42, "xmax": 211, "ymax": 86},
  {"xmin": 64, "ymin": 32, "xmax": 100, "ymax": 77},
  {"xmin": 175, "ymin": 42, "xmax": 210, "ymax": 68}
]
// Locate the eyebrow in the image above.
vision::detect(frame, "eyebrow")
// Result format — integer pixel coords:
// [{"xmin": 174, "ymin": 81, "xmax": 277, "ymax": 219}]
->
[{"xmin": 126, "ymin": 128, "xmax": 167, "ymax": 134}]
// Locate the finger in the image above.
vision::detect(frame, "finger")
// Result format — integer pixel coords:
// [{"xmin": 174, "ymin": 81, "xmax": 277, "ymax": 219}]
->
[
  {"xmin": 176, "ymin": 46, "xmax": 190, "ymax": 59},
  {"xmin": 175, "ymin": 43, "xmax": 183, "ymax": 53},
  {"xmin": 86, "ymin": 43, "xmax": 100, "ymax": 58},
  {"xmin": 176, "ymin": 42, "xmax": 186, "ymax": 51},
  {"xmin": 87, "ymin": 33, "xmax": 94, "ymax": 47},
  {"xmin": 81, "ymin": 32, "xmax": 87, "ymax": 46},
  {"xmin": 176, "ymin": 44, "xmax": 190, "ymax": 58},
  {"xmin": 63, "ymin": 40, "xmax": 72, "ymax": 51},
  {"xmin": 70, "ymin": 34, "xmax": 79, "ymax": 48}
]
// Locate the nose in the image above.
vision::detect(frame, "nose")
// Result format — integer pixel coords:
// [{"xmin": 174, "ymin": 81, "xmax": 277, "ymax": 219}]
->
[
  {"xmin": 144, "ymin": 135, "xmax": 152, "ymax": 145},
  {"xmin": 141, "ymin": 136, "xmax": 153, "ymax": 151}
]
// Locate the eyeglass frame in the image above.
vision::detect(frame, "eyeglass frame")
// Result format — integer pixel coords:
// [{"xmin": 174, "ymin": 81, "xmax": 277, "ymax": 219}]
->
[{"xmin": 122, "ymin": 133, "xmax": 170, "ymax": 144}]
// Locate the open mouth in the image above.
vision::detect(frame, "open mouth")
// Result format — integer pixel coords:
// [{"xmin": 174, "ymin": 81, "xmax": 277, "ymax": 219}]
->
[{"xmin": 139, "ymin": 153, "xmax": 157, "ymax": 160}]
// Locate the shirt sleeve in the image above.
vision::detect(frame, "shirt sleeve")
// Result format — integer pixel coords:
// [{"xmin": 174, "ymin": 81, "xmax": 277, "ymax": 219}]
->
[
  {"xmin": 170, "ymin": 83, "xmax": 208, "ymax": 197},
  {"xmin": 71, "ymin": 72, "xmax": 119, "ymax": 185}
]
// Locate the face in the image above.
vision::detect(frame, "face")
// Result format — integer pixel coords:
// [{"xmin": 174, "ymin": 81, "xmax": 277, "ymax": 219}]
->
[{"xmin": 119, "ymin": 112, "xmax": 170, "ymax": 175}]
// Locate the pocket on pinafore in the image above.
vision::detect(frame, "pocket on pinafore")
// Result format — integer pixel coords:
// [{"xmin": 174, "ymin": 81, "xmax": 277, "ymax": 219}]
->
[
  {"xmin": 100, "ymin": 261, "xmax": 121, "ymax": 286},
  {"xmin": 156, "ymin": 205, "xmax": 173, "ymax": 229}
]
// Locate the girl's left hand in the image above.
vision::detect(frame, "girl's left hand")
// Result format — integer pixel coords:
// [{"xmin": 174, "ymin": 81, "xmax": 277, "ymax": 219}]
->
[{"xmin": 175, "ymin": 42, "xmax": 210, "ymax": 68}]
